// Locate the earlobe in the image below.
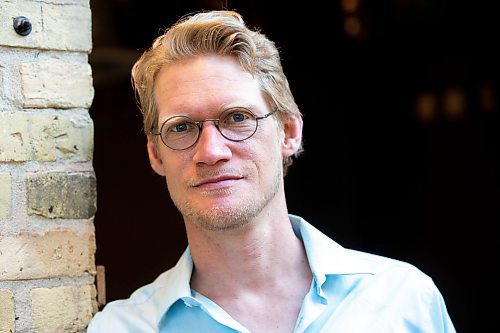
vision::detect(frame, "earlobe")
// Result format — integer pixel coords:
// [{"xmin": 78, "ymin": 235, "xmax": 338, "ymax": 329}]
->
[
  {"xmin": 282, "ymin": 115, "xmax": 303, "ymax": 156},
  {"xmin": 146, "ymin": 135, "xmax": 166, "ymax": 176}
]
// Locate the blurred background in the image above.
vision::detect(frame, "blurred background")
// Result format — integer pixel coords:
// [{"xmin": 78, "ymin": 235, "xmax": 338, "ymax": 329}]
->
[{"xmin": 89, "ymin": 1, "xmax": 498, "ymax": 332}]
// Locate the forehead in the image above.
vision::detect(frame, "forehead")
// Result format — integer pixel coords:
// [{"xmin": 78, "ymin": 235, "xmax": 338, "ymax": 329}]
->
[{"xmin": 154, "ymin": 55, "xmax": 268, "ymax": 119}]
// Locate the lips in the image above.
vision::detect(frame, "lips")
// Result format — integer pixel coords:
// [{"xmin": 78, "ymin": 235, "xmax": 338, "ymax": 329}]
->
[{"xmin": 193, "ymin": 174, "xmax": 242, "ymax": 187}]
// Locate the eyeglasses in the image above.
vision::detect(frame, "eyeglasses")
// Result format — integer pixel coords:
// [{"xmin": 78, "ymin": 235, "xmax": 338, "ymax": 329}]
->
[{"xmin": 151, "ymin": 107, "xmax": 277, "ymax": 150}]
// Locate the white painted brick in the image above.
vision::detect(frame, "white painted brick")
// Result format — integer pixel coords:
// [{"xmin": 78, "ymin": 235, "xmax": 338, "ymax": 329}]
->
[
  {"xmin": 0, "ymin": 0, "xmax": 91, "ymax": 52},
  {"xmin": 0, "ymin": 228, "xmax": 96, "ymax": 280},
  {"xmin": 30, "ymin": 112, "xmax": 94, "ymax": 162},
  {"xmin": 0, "ymin": 288, "xmax": 15, "ymax": 333},
  {"xmin": 20, "ymin": 60, "xmax": 94, "ymax": 108},
  {"xmin": 0, "ymin": 112, "xmax": 30, "ymax": 161},
  {"xmin": 31, "ymin": 284, "xmax": 96, "ymax": 333},
  {"xmin": 0, "ymin": 173, "xmax": 11, "ymax": 219}
]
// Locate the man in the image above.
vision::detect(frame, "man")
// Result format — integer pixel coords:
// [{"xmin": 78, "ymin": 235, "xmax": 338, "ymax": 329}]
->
[{"xmin": 88, "ymin": 10, "xmax": 456, "ymax": 332}]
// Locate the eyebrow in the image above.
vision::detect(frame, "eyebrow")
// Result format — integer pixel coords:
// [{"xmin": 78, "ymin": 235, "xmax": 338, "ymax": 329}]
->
[{"xmin": 158, "ymin": 105, "xmax": 257, "ymax": 123}]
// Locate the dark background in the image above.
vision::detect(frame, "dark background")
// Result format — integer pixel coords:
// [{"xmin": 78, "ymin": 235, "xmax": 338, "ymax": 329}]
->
[{"xmin": 89, "ymin": 1, "xmax": 498, "ymax": 332}]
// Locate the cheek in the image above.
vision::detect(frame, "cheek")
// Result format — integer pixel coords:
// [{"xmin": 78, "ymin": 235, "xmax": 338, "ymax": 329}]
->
[
  {"xmin": 158, "ymin": 150, "xmax": 189, "ymax": 184},
  {"xmin": 163, "ymin": 154, "xmax": 188, "ymax": 179},
  {"xmin": 248, "ymin": 138, "xmax": 282, "ymax": 177},
  {"xmin": 164, "ymin": 161, "xmax": 187, "ymax": 202}
]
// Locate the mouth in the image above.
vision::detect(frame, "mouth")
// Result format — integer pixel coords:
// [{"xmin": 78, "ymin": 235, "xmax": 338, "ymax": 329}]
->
[{"xmin": 193, "ymin": 174, "xmax": 243, "ymax": 188}]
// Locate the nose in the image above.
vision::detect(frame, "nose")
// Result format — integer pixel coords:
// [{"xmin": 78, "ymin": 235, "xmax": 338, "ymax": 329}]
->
[{"xmin": 192, "ymin": 121, "xmax": 232, "ymax": 165}]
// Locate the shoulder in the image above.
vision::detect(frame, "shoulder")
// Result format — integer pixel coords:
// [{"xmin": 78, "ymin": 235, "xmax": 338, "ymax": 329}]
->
[
  {"xmin": 340, "ymin": 250, "xmax": 456, "ymax": 331},
  {"xmin": 87, "ymin": 271, "xmax": 174, "ymax": 333},
  {"xmin": 87, "ymin": 248, "xmax": 193, "ymax": 331},
  {"xmin": 343, "ymin": 248, "xmax": 450, "ymax": 319},
  {"xmin": 347, "ymin": 248, "xmax": 437, "ymax": 289}
]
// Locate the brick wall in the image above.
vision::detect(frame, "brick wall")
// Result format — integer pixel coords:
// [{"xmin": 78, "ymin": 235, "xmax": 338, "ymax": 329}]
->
[{"xmin": 0, "ymin": 0, "xmax": 97, "ymax": 332}]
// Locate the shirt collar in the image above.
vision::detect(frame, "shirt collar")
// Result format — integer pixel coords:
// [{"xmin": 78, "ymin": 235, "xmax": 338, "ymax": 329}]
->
[
  {"xmin": 146, "ymin": 247, "xmax": 194, "ymax": 325},
  {"xmin": 289, "ymin": 214, "xmax": 374, "ymax": 301},
  {"xmin": 289, "ymin": 214, "xmax": 374, "ymax": 276}
]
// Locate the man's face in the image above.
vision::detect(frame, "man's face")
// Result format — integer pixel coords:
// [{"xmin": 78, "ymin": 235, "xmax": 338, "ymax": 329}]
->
[{"xmin": 148, "ymin": 54, "xmax": 284, "ymax": 231}]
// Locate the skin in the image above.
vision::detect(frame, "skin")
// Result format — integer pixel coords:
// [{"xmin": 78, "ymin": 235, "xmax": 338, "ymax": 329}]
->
[{"xmin": 147, "ymin": 54, "xmax": 311, "ymax": 333}]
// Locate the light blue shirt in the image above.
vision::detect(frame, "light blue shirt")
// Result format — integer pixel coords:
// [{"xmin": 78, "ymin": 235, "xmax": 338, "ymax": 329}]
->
[{"xmin": 87, "ymin": 214, "xmax": 456, "ymax": 332}]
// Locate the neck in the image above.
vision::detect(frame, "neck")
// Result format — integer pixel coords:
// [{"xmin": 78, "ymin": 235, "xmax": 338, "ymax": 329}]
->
[{"xmin": 186, "ymin": 211, "xmax": 311, "ymax": 297}]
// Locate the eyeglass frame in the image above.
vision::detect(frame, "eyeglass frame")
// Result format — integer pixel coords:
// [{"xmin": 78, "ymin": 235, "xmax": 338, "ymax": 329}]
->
[{"xmin": 150, "ymin": 107, "xmax": 278, "ymax": 150}]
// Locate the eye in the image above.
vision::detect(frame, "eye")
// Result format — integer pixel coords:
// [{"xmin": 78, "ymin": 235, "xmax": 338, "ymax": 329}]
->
[
  {"xmin": 228, "ymin": 112, "xmax": 247, "ymax": 123},
  {"xmin": 164, "ymin": 116, "xmax": 197, "ymax": 134},
  {"xmin": 220, "ymin": 108, "xmax": 255, "ymax": 126},
  {"xmin": 172, "ymin": 122, "xmax": 189, "ymax": 133}
]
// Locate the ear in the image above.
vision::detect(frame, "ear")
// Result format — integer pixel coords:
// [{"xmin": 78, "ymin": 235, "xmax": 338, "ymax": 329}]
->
[
  {"xmin": 281, "ymin": 115, "xmax": 303, "ymax": 157},
  {"xmin": 146, "ymin": 135, "xmax": 166, "ymax": 176}
]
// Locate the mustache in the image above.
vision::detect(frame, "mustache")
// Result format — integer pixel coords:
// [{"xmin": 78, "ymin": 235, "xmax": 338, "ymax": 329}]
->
[{"xmin": 186, "ymin": 167, "xmax": 248, "ymax": 187}]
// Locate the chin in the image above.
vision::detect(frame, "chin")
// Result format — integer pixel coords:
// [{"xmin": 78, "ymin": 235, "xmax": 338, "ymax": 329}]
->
[{"xmin": 183, "ymin": 201, "xmax": 260, "ymax": 232}]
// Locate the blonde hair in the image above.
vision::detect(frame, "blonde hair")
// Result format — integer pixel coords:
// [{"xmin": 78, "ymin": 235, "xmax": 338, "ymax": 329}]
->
[{"xmin": 131, "ymin": 10, "xmax": 302, "ymax": 172}]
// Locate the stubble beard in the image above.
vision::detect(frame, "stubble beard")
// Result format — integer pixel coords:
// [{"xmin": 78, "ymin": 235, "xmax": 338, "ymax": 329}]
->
[{"xmin": 173, "ymin": 166, "xmax": 282, "ymax": 232}]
